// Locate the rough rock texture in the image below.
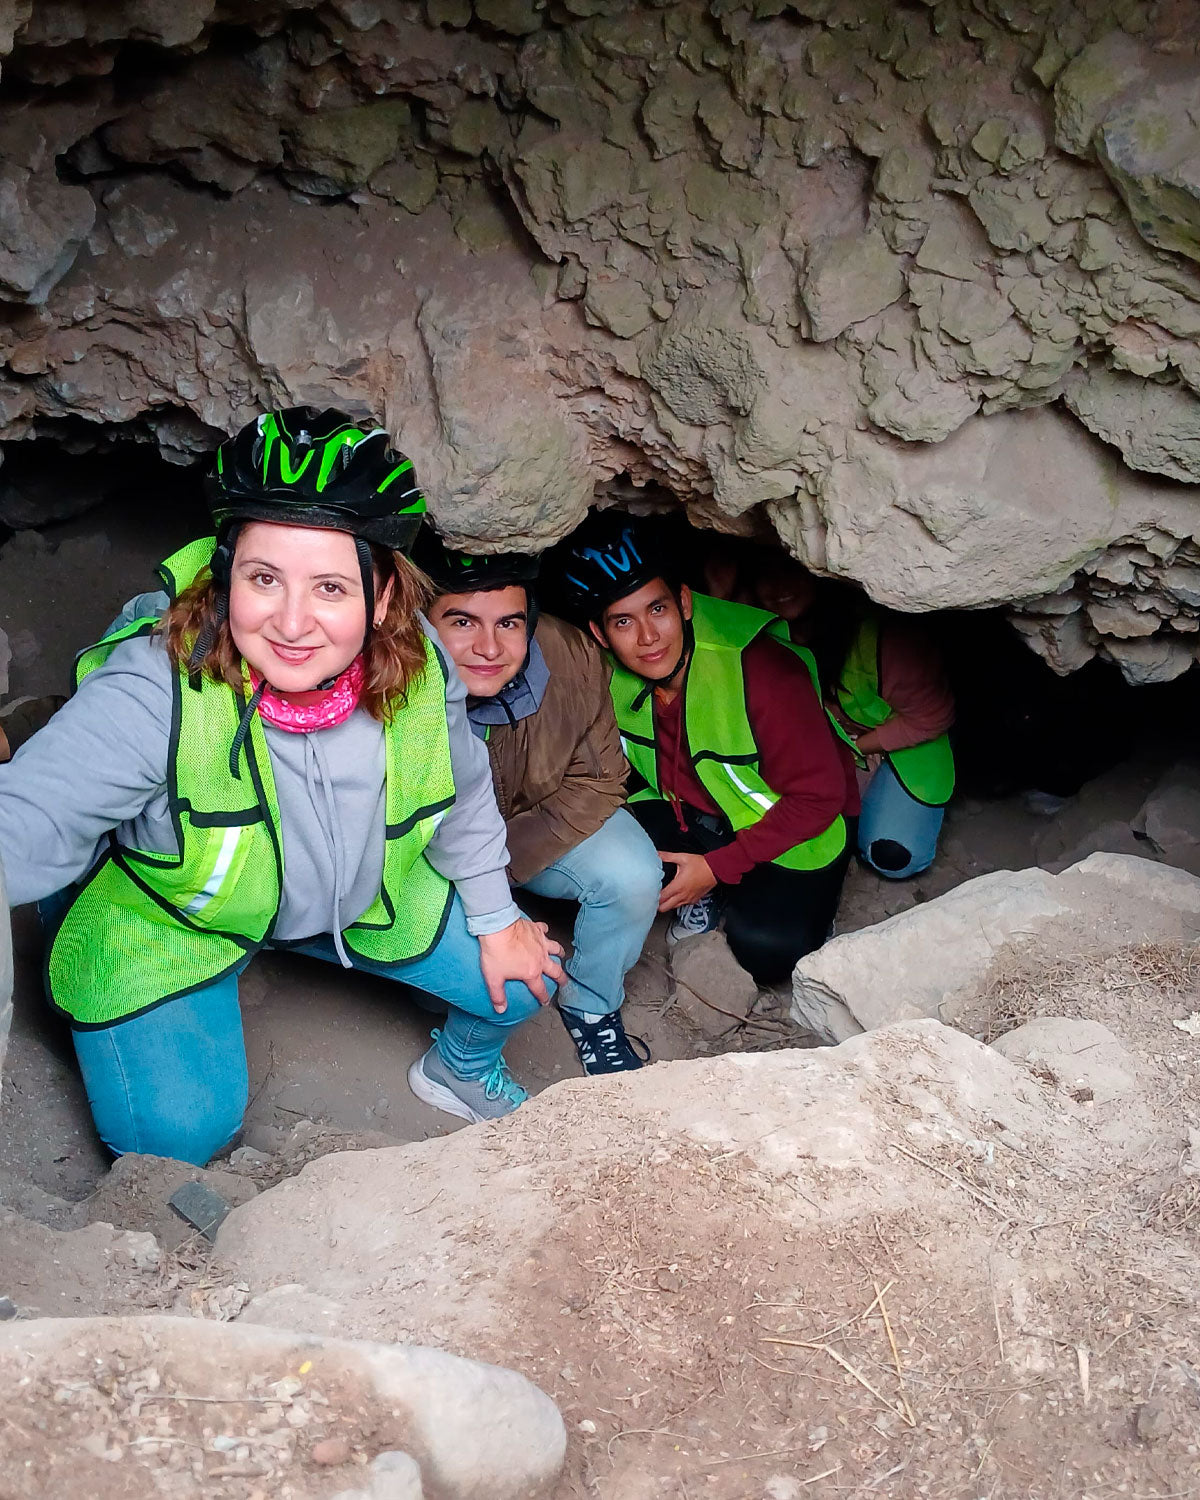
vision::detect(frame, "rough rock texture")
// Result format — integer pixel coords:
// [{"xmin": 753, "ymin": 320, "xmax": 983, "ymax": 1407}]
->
[
  {"xmin": 669, "ymin": 928, "xmax": 758, "ymax": 1037},
  {"xmin": 0, "ymin": 2, "xmax": 1199, "ymax": 678},
  {"xmin": 82, "ymin": 1152, "xmax": 260, "ymax": 1252},
  {"xmin": 791, "ymin": 851, "xmax": 1200, "ymax": 1043},
  {"xmin": 0, "ymin": 860, "xmax": 9, "ymax": 1101},
  {"xmin": 1133, "ymin": 759, "xmax": 1200, "ymax": 874},
  {"xmin": 992, "ymin": 1015, "xmax": 1140, "ymax": 1104},
  {"xmin": 0, "ymin": 1314, "xmax": 567, "ymax": 1499},
  {"xmin": 209, "ymin": 1009, "xmax": 1200, "ymax": 1496}
]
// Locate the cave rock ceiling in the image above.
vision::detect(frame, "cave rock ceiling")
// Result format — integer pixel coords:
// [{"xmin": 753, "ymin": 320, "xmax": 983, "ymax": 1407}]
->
[{"xmin": 1, "ymin": 0, "xmax": 1199, "ymax": 680}]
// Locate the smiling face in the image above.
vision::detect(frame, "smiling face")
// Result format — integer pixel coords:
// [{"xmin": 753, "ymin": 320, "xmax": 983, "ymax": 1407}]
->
[
  {"xmin": 429, "ymin": 584, "xmax": 529, "ymax": 697},
  {"xmin": 228, "ymin": 521, "xmax": 388, "ymax": 695},
  {"xmin": 592, "ymin": 578, "xmax": 692, "ymax": 681},
  {"xmin": 752, "ymin": 553, "xmax": 817, "ymax": 625}
]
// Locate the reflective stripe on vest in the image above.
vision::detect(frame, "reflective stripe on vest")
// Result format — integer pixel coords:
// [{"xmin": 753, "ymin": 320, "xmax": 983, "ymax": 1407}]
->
[
  {"xmin": 608, "ymin": 592, "xmax": 846, "ymax": 873},
  {"xmin": 50, "ymin": 536, "xmax": 455, "ymax": 1027},
  {"xmin": 837, "ymin": 614, "xmax": 955, "ymax": 808}
]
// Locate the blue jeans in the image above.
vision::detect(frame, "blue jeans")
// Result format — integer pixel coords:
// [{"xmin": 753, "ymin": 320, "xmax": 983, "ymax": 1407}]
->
[
  {"xmin": 518, "ymin": 808, "xmax": 661, "ymax": 1017},
  {"xmin": 69, "ymin": 894, "xmax": 546, "ymax": 1166},
  {"xmin": 858, "ymin": 759, "xmax": 945, "ymax": 880}
]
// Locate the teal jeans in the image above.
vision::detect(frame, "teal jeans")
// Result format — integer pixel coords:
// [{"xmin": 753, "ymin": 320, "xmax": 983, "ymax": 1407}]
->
[{"xmin": 67, "ymin": 894, "xmax": 546, "ymax": 1166}]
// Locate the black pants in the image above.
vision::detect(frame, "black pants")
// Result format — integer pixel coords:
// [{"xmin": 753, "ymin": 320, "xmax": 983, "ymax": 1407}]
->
[{"xmin": 632, "ymin": 800, "xmax": 854, "ymax": 986}]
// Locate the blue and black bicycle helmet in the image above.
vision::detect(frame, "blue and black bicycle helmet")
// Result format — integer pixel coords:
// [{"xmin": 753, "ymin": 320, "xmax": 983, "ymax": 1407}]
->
[{"xmin": 558, "ymin": 515, "xmax": 668, "ymax": 622}]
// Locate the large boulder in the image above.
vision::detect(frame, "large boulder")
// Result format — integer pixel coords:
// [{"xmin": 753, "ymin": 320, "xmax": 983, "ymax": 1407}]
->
[
  {"xmin": 0, "ymin": 1315, "xmax": 566, "ymax": 1500},
  {"xmin": 1133, "ymin": 761, "xmax": 1200, "ymax": 876},
  {"xmin": 792, "ymin": 853, "xmax": 1200, "ymax": 1044},
  {"xmin": 206, "ymin": 1014, "xmax": 1200, "ymax": 1498},
  {"xmin": 0, "ymin": 1, "xmax": 1198, "ymax": 664}
]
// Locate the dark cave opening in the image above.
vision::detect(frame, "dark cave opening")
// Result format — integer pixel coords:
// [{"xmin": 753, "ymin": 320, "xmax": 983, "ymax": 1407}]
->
[{"xmin": 1, "ymin": 436, "xmax": 1197, "ymax": 804}]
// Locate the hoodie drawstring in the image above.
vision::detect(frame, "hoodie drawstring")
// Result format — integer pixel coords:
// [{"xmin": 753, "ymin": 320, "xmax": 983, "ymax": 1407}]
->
[{"xmin": 305, "ymin": 734, "xmax": 353, "ymax": 968}]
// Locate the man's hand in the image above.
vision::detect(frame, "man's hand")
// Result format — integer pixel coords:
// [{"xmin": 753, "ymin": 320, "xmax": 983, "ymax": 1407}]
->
[
  {"xmin": 477, "ymin": 917, "xmax": 564, "ymax": 1014},
  {"xmin": 656, "ymin": 851, "xmax": 718, "ymax": 913}
]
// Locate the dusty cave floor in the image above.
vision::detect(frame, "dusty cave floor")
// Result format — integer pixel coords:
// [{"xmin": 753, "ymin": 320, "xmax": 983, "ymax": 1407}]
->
[{"xmin": 0, "ymin": 760, "xmax": 1162, "ymax": 1220}]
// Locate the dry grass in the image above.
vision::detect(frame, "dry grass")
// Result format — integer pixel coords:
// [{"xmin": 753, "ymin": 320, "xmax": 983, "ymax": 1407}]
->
[
  {"xmin": 962, "ymin": 938, "xmax": 1200, "ymax": 1043},
  {"xmin": 1142, "ymin": 1178, "xmax": 1200, "ymax": 1235}
]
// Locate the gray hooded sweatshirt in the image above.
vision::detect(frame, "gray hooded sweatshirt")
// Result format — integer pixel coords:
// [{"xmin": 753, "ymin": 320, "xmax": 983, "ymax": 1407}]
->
[{"xmin": 0, "ymin": 620, "xmax": 521, "ymax": 958}]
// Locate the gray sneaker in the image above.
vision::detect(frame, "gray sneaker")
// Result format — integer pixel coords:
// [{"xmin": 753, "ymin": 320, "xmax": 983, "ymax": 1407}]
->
[{"xmin": 407, "ymin": 1045, "xmax": 528, "ymax": 1124}]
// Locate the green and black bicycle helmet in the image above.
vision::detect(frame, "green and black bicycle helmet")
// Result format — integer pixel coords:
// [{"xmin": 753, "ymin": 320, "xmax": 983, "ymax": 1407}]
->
[
  {"xmin": 413, "ymin": 525, "xmax": 540, "ymax": 596},
  {"xmin": 201, "ymin": 405, "xmax": 426, "ymax": 644},
  {"xmin": 193, "ymin": 407, "xmax": 427, "ymax": 721},
  {"xmin": 206, "ymin": 407, "xmax": 426, "ymax": 550}
]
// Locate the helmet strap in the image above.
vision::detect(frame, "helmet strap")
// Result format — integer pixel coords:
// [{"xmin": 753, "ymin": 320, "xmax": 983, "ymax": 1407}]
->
[
  {"xmin": 631, "ymin": 615, "xmax": 694, "ymax": 712},
  {"xmin": 355, "ymin": 537, "xmax": 376, "ymax": 653},
  {"xmin": 187, "ymin": 522, "xmax": 240, "ymax": 690}
]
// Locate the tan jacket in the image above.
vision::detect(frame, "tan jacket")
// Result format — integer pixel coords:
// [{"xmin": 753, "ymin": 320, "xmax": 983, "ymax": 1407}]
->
[{"xmin": 485, "ymin": 615, "xmax": 627, "ymax": 885}]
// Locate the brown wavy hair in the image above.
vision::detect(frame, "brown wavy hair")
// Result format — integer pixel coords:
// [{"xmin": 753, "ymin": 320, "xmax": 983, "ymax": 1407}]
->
[{"xmin": 161, "ymin": 541, "xmax": 434, "ymax": 722}]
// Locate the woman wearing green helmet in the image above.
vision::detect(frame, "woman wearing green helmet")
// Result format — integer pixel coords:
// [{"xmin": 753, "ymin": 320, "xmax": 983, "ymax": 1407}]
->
[{"xmin": 0, "ymin": 406, "xmax": 562, "ymax": 1165}]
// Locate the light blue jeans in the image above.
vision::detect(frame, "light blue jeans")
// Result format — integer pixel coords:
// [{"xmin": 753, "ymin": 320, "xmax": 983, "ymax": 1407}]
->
[
  {"xmin": 69, "ymin": 894, "xmax": 547, "ymax": 1166},
  {"xmin": 858, "ymin": 759, "xmax": 946, "ymax": 880},
  {"xmin": 518, "ymin": 808, "xmax": 661, "ymax": 1017}
]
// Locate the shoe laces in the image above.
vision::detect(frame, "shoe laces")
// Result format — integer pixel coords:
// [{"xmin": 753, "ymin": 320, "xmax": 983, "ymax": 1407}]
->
[
  {"xmin": 482, "ymin": 1057, "xmax": 527, "ymax": 1105},
  {"xmin": 570, "ymin": 1010, "xmax": 646, "ymax": 1069},
  {"xmin": 675, "ymin": 897, "xmax": 715, "ymax": 933}
]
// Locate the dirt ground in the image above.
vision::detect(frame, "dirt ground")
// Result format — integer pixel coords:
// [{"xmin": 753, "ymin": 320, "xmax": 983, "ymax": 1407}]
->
[{"xmin": 211, "ymin": 951, "xmax": 1200, "ymax": 1500}]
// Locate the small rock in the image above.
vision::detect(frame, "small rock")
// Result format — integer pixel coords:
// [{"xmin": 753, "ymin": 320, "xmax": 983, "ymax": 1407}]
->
[
  {"xmin": 367, "ymin": 1450, "xmax": 424, "ymax": 1500},
  {"xmin": 83, "ymin": 1153, "xmax": 258, "ymax": 1251},
  {"xmin": 0, "ymin": 1297, "xmax": 19, "ymax": 1321},
  {"xmin": 577, "ymin": 1419, "xmax": 597, "ymax": 1435},
  {"xmin": 993, "ymin": 1018, "xmax": 1139, "ymax": 1105},
  {"xmin": 228, "ymin": 1147, "xmax": 274, "ymax": 1172},
  {"xmin": 312, "ymin": 1436, "xmax": 352, "ymax": 1466},
  {"xmin": 1135, "ymin": 1399, "xmax": 1173, "ymax": 1443},
  {"xmin": 764, "ymin": 1478, "xmax": 802, "ymax": 1500},
  {"xmin": 655, "ymin": 1268, "xmax": 684, "ymax": 1292},
  {"xmin": 119, "ymin": 1231, "xmax": 163, "ymax": 1272},
  {"xmin": 670, "ymin": 930, "xmax": 758, "ymax": 1038}
]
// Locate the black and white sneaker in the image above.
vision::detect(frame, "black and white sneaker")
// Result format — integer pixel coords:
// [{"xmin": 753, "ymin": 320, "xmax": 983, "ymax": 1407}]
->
[
  {"xmin": 666, "ymin": 893, "xmax": 720, "ymax": 946},
  {"xmin": 558, "ymin": 1006, "xmax": 651, "ymax": 1076}
]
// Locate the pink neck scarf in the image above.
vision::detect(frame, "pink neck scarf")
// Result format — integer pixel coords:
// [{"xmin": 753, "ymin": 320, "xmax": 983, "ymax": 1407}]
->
[{"xmin": 253, "ymin": 656, "xmax": 365, "ymax": 733}]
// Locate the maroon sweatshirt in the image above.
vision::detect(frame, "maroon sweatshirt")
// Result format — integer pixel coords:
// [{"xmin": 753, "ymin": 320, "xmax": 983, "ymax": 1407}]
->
[
  {"xmin": 653, "ymin": 636, "xmax": 860, "ymax": 885},
  {"xmin": 868, "ymin": 620, "xmax": 955, "ymax": 752}
]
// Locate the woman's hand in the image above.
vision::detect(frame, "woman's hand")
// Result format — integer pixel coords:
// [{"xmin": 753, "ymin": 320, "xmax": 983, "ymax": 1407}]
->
[
  {"xmin": 851, "ymin": 727, "xmax": 886, "ymax": 757},
  {"xmin": 477, "ymin": 917, "xmax": 564, "ymax": 1014},
  {"xmin": 656, "ymin": 851, "xmax": 717, "ymax": 913}
]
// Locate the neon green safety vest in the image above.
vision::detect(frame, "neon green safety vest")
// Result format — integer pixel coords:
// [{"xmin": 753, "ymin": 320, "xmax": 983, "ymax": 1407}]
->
[
  {"xmin": 49, "ymin": 536, "xmax": 456, "ymax": 1028},
  {"xmin": 608, "ymin": 592, "xmax": 847, "ymax": 873},
  {"xmin": 837, "ymin": 614, "xmax": 955, "ymax": 808}
]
